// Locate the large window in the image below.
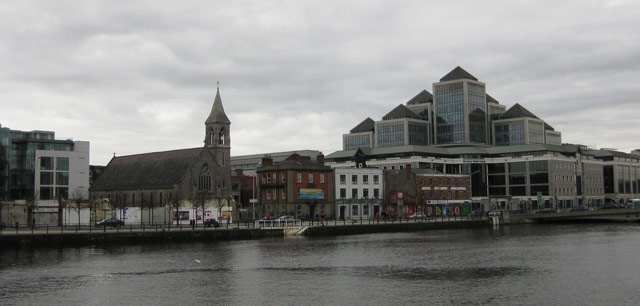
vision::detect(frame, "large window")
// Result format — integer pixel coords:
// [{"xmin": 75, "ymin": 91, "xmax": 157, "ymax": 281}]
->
[
  {"xmin": 435, "ymin": 82, "xmax": 465, "ymax": 144},
  {"xmin": 56, "ymin": 157, "xmax": 69, "ymax": 171},
  {"xmin": 56, "ymin": 172, "xmax": 69, "ymax": 185},
  {"xmin": 377, "ymin": 122, "xmax": 405, "ymax": 147},
  {"xmin": 40, "ymin": 157, "xmax": 53, "ymax": 170}
]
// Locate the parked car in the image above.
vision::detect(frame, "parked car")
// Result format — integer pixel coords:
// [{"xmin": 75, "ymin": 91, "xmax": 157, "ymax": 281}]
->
[
  {"xmin": 95, "ymin": 218, "xmax": 124, "ymax": 227},
  {"xmin": 536, "ymin": 208, "xmax": 556, "ymax": 214},
  {"xmin": 276, "ymin": 215, "xmax": 295, "ymax": 221},
  {"xmin": 204, "ymin": 219, "xmax": 219, "ymax": 228},
  {"xmin": 408, "ymin": 213, "xmax": 425, "ymax": 219},
  {"xmin": 569, "ymin": 205, "xmax": 593, "ymax": 212}
]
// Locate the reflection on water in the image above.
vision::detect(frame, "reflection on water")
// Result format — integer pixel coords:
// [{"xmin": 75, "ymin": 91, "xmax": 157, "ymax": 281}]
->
[{"xmin": 1, "ymin": 223, "xmax": 640, "ymax": 306}]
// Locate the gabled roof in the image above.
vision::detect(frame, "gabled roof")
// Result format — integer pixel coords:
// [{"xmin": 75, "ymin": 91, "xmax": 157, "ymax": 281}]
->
[
  {"xmin": 406, "ymin": 90, "xmax": 433, "ymax": 105},
  {"xmin": 206, "ymin": 88, "xmax": 230, "ymax": 124},
  {"xmin": 90, "ymin": 148, "xmax": 203, "ymax": 191},
  {"xmin": 382, "ymin": 104, "xmax": 421, "ymax": 120},
  {"xmin": 499, "ymin": 103, "xmax": 540, "ymax": 120},
  {"xmin": 486, "ymin": 93, "xmax": 499, "ymax": 104},
  {"xmin": 350, "ymin": 117, "xmax": 375, "ymax": 133},
  {"xmin": 440, "ymin": 66, "xmax": 478, "ymax": 82}
]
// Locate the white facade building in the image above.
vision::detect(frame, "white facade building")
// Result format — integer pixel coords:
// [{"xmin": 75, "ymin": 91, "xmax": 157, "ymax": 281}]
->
[{"xmin": 334, "ymin": 167, "xmax": 383, "ymax": 220}]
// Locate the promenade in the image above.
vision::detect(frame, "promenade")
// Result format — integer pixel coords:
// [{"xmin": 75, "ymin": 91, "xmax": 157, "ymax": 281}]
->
[{"xmin": 0, "ymin": 215, "xmax": 487, "ymax": 248}]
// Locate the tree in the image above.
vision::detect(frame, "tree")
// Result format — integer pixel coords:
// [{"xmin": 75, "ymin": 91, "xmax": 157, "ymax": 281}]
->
[
  {"xmin": 110, "ymin": 192, "xmax": 127, "ymax": 222},
  {"xmin": 70, "ymin": 189, "xmax": 86, "ymax": 227},
  {"xmin": 168, "ymin": 188, "xmax": 182, "ymax": 229}
]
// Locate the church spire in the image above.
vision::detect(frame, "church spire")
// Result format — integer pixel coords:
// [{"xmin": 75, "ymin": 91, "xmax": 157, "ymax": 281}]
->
[{"xmin": 206, "ymin": 86, "xmax": 230, "ymax": 124}]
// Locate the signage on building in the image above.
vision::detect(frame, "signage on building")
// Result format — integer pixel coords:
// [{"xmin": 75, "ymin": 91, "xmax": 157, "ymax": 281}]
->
[
  {"xmin": 299, "ymin": 189, "xmax": 325, "ymax": 199},
  {"xmin": 463, "ymin": 159, "xmax": 485, "ymax": 163}
]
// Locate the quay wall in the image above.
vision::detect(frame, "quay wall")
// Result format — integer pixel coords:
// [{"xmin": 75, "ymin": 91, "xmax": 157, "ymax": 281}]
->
[
  {"xmin": 0, "ymin": 228, "xmax": 284, "ymax": 248},
  {"xmin": 304, "ymin": 220, "xmax": 489, "ymax": 236}
]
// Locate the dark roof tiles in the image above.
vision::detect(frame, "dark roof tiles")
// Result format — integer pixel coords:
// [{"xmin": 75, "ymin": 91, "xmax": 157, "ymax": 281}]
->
[
  {"xmin": 440, "ymin": 66, "xmax": 478, "ymax": 82},
  {"xmin": 350, "ymin": 117, "xmax": 375, "ymax": 133},
  {"xmin": 382, "ymin": 104, "xmax": 421, "ymax": 120}
]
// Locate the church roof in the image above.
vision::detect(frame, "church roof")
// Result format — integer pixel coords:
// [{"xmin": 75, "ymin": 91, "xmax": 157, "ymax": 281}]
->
[
  {"xmin": 440, "ymin": 66, "xmax": 478, "ymax": 82},
  {"xmin": 350, "ymin": 117, "xmax": 375, "ymax": 133},
  {"xmin": 206, "ymin": 88, "xmax": 230, "ymax": 124},
  {"xmin": 90, "ymin": 148, "xmax": 203, "ymax": 191},
  {"xmin": 382, "ymin": 104, "xmax": 421, "ymax": 120},
  {"xmin": 406, "ymin": 90, "xmax": 433, "ymax": 105},
  {"xmin": 499, "ymin": 103, "xmax": 540, "ymax": 120}
]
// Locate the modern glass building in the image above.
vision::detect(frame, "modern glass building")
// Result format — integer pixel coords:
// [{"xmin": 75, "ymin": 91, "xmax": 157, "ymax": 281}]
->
[
  {"xmin": 434, "ymin": 66, "xmax": 488, "ymax": 145},
  {"xmin": 492, "ymin": 103, "xmax": 559, "ymax": 146},
  {"xmin": 0, "ymin": 125, "xmax": 89, "ymax": 201}
]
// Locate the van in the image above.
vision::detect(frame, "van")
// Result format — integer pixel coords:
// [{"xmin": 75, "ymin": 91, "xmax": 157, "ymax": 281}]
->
[{"xmin": 630, "ymin": 199, "xmax": 640, "ymax": 208}]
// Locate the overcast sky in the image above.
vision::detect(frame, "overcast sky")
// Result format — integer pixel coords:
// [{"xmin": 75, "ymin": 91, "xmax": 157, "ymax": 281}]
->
[{"xmin": 1, "ymin": 0, "xmax": 639, "ymax": 165}]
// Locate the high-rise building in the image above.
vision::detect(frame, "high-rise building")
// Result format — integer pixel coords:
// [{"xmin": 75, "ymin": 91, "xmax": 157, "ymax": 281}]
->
[{"xmin": 433, "ymin": 66, "xmax": 489, "ymax": 145}]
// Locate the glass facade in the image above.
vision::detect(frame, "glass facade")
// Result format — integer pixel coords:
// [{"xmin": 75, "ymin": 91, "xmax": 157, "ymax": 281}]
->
[
  {"xmin": 344, "ymin": 133, "xmax": 371, "ymax": 150},
  {"xmin": 435, "ymin": 82, "xmax": 465, "ymax": 144},
  {"xmin": 3, "ymin": 128, "xmax": 74, "ymax": 200},
  {"xmin": 467, "ymin": 83, "xmax": 487, "ymax": 143},
  {"xmin": 377, "ymin": 122, "xmax": 404, "ymax": 148},
  {"xmin": 495, "ymin": 121, "xmax": 525, "ymax": 146},
  {"xmin": 407, "ymin": 122, "xmax": 429, "ymax": 145}
]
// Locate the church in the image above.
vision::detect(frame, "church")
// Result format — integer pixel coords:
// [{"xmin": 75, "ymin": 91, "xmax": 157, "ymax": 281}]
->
[{"xmin": 89, "ymin": 88, "xmax": 233, "ymax": 225}]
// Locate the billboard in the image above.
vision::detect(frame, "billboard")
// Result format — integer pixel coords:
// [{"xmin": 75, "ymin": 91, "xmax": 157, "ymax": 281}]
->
[{"xmin": 299, "ymin": 188, "xmax": 325, "ymax": 199}]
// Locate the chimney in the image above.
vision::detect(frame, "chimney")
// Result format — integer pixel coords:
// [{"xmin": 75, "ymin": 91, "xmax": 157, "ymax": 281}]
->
[
  {"xmin": 261, "ymin": 155, "xmax": 273, "ymax": 167},
  {"xmin": 406, "ymin": 164, "xmax": 412, "ymax": 179},
  {"xmin": 317, "ymin": 153, "xmax": 325, "ymax": 165}
]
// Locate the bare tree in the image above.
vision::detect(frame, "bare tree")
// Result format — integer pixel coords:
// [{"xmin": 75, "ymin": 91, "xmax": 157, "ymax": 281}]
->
[
  {"xmin": 110, "ymin": 192, "xmax": 127, "ymax": 222},
  {"xmin": 168, "ymin": 188, "xmax": 182, "ymax": 229},
  {"xmin": 70, "ymin": 189, "xmax": 86, "ymax": 227}
]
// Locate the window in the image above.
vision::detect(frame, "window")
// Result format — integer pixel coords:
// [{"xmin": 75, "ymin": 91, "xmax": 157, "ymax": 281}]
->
[
  {"xmin": 282, "ymin": 175, "xmax": 286, "ymax": 184},
  {"xmin": 56, "ymin": 172, "xmax": 69, "ymax": 185},
  {"xmin": 352, "ymin": 205, "xmax": 359, "ymax": 216},
  {"xmin": 373, "ymin": 175, "xmax": 379, "ymax": 184},
  {"xmin": 374, "ymin": 188, "xmax": 379, "ymax": 198},
  {"xmin": 352, "ymin": 175, "xmax": 358, "ymax": 184},
  {"xmin": 320, "ymin": 174, "xmax": 325, "ymax": 184},
  {"xmin": 363, "ymin": 175, "xmax": 368, "ymax": 184},
  {"xmin": 56, "ymin": 157, "xmax": 69, "ymax": 171},
  {"xmin": 198, "ymin": 165, "xmax": 211, "ymax": 191},
  {"xmin": 267, "ymin": 174, "xmax": 271, "ymax": 183},
  {"xmin": 297, "ymin": 173, "xmax": 302, "ymax": 183},
  {"xmin": 363, "ymin": 205, "xmax": 369, "ymax": 216},
  {"xmin": 261, "ymin": 175, "xmax": 266, "ymax": 184},
  {"xmin": 267, "ymin": 190, "xmax": 271, "ymax": 200},
  {"xmin": 352, "ymin": 188, "xmax": 358, "ymax": 199},
  {"xmin": 40, "ymin": 172, "xmax": 53, "ymax": 185},
  {"xmin": 272, "ymin": 173, "xmax": 276, "ymax": 183},
  {"xmin": 340, "ymin": 175, "xmax": 346, "ymax": 184},
  {"xmin": 40, "ymin": 157, "xmax": 53, "ymax": 170},
  {"xmin": 309, "ymin": 173, "xmax": 314, "ymax": 183},
  {"xmin": 282, "ymin": 190, "xmax": 286, "ymax": 200},
  {"xmin": 273, "ymin": 190, "xmax": 277, "ymax": 200},
  {"xmin": 340, "ymin": 188, "xmax": 346, "ymax": 198},
  {"xmin": 363, "ymin": 188, "xmax": 369, "ymax": 198}
]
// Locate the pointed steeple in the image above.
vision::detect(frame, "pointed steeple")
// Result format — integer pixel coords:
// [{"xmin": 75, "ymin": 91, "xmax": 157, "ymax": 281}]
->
[{"xmin": 206, "ymin": 87, "xmax": 230, "ymax": 124}]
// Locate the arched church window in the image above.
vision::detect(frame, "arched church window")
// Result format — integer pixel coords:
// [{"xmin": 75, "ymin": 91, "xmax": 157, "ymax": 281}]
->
[
  {"xmin": 198, "ymin": 164, "xmax": 211, "ymax": 191},
  {"xmin": 209, "ymin": 128, "xmax": 215, "ymax": 145},
  {"xmin": 219, "ymin": 128, "xmax": 225, "ymax": 145}
]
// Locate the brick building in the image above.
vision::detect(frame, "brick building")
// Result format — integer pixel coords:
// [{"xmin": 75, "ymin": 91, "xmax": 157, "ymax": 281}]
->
[{"xmin": 257, "ymin": 152, "xmax": 333, "ymax": 220}]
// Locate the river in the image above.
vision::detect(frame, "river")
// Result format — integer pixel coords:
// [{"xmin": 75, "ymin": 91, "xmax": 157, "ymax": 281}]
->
[{"xmin": 1, "ymin": 223, "xmax": 639, "ymax": 305}]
